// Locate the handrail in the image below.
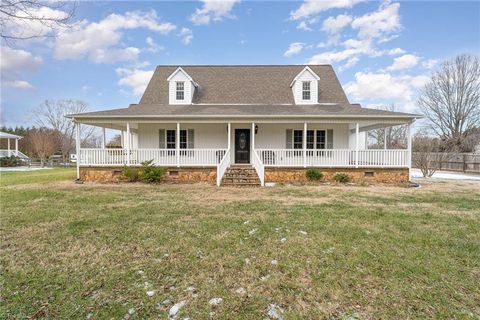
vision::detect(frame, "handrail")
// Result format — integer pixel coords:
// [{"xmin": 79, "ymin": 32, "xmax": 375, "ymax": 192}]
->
[
  {"xmin": 216, "ymin": 149, "xmax": 231, "ymax": 186},
  {"xmin": 251, "ymin": 148, "xmax": 265, "ymax": 186}
]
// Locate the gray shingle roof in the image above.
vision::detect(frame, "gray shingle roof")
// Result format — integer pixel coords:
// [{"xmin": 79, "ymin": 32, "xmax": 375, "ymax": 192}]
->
[
  {"xmin": 68, "ymin": 65, "xmax": 422, "ymax": 120},
  {"xmin": 140, "ymin": 65, "xmax": 350, "ymax": 105},
  {"xmin": 68, "ymin": 103, "xmax": 419, "ymax": 119}
]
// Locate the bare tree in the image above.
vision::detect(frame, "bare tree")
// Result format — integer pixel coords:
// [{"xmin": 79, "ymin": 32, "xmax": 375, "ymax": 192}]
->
[
  {"xmin": 368, "ymin": 104, "xmax": 407, "ymax": 149},
  {"xmin": 418, "ymin": 54, "xmax": 480, "ymax": 148},
  {"xmin": 106, "ymin": 134, "xmax": 122, "ymax": 148},
  {"xmin": 23, "ymin": 127, "xmax": 59, "ymax": 167},
  {"xmin": 412, "ymin": 132, "xmax": 452, "ymax": 177},
  {"xmin": 33, "ymin": 99, "xmax": 97, "ymax": 163},
  {"xmin": 0, "ymin": 0, "xmax": 75, "ymax": 42}
]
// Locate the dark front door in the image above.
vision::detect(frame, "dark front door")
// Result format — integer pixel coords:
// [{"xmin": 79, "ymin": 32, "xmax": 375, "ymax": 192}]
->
[{"xmin": 235, "ymin": 129, "xmax": 250, "ymax": 164}]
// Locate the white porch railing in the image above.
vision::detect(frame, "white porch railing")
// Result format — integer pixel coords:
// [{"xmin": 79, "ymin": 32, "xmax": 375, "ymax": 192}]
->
[
  {"xmin": 255, "ymin": 149, "xmax": 408, "ymax": 168},
  {"xmin": 79, "ymin": 148, "xmax": 227, "ymax": 167},
  {"xmin": 216, "ymin": 149, "xmax": 231, "ymax": 186},
  {"xmin": 251, "ymin": 148, "xmax": 265, "ymax": 186}
]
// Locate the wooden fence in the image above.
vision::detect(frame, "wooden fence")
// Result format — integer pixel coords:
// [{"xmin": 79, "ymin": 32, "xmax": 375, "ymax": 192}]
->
[{"xmin": 413, "ymin": 153, "xmax": 480, "ymax": 174}]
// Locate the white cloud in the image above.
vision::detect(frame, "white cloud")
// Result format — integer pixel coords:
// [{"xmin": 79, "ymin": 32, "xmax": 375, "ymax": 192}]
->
[
  {"xmin": 339, "ymin": 57, "xmax": 359, "ymax": 71},
  {"xmin": 54, "ymin": 10, "xmax": 176, "ymax": 63},
  {"xmin": 422, "ymin": 59, "xmax": 439, "ymax": 69},
  {"xmin": 351, "ymin": 2, "xmax": 401, "ymax": 40},
  {"xmin": 322, "ymin": 14, "xmax": 352, "ymax": 33},
  {"xmin": 0, "ymin": 47, "xmax": 42, "ymax": 90},
  {"xmin": 290, "ymin": 0, "xmax": 363, "ymax": 20},
  {"xmin": 388, "ymin": 47, "xmax": 406, "ymax": 55},
  {"xmin": 3, "ymin": 80, "xmax": 35, "ymax": 90},
  {"xmin": 190, "ymin": 0, "xmax": 240, "ymax": 25},
  {"xmin": 297, "ymin": 21, "xmax": 313, "ymax": 31},
  {"xmin": 179, "ymin": 28, "xmax": 193, "ymax": 44},
  {"xmin": 145, "ymin": 36, "xmax": 165, "ymax": 53},
  {"xmin": 3, "ymin": 6, "xmax": 70, "ymax": 40},
  {"xmin": 116, "ymin": 67, "xmax": 154, "ymax": 96},
  {"xmin": 284, "ymin": 42, "xmax": 306, "ymax": 57},
  {"xmin": 386, "ymin": 54, "xmax": 419, "ymax": 71},
  {"xmin": 345, "ymin": 71, "xmax": 429, "ymax": 110}
]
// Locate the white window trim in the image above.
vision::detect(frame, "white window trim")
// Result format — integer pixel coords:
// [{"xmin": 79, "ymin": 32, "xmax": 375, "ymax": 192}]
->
[
  {"xmin": 302, "ymin": 81, "xmax": 311, "ymax": 101},
  {"xmin": 163, "ymin": 129, "xmax": 191, "ymax": 149},
  {"xmin": 176, "ymin": 81, "xmax": 185, "ymax": 101},
  {"xmin": 290, "ymin": 129, "xmax": 329, "ymax": 149}
]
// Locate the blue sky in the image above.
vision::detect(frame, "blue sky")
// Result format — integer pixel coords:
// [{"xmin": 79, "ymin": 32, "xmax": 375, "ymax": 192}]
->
[{"xmin": 1, "ymin": 0, "xmax": 479, "ymax": 127}]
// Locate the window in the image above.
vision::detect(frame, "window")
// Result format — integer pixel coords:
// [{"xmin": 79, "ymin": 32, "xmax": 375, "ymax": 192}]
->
[
  {"xmin": 307, "ymin": 130, "xmax": 314, "ymax": 149},
  {"xmin": 316, "ymin": 130, "xmax": 326, "ymax": 149},
  {"xmin": 162, "ymin": 129, "xmax": 194, "ymax": 149},
  {"xmin": 166, "ymin": 130, "xmax": 176, "ymax": 149},
  {"xmin": 179, "ymin": 130, "xmax": 187, "ymax": 149},
  {"xmin": 302, "ymin": 81, "xmax": 311, "ymax": 100},
  {"xmin": 176, "ymin": 82, "xmax": 184, "ymax": 100},
  {"xmin": 293, "ymin": 130, "xmax": 303, "ymax": 149}
]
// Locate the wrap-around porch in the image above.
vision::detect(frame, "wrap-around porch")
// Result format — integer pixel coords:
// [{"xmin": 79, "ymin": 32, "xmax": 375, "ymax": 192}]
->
[{"xmin": 75, "ymin": 119, "xmax": 413, "ymax": 186}]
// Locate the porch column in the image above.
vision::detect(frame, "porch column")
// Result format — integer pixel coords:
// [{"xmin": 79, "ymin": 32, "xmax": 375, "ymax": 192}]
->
[
  {"xmin": 251, "ymin": 122, "xmax": 255, "ymax": 150},
  {"xmin": 303, "ymin": 122, "xmax": 307, "ymax": 167},
  {"xmin": 75, "ymin": 122, "xmax": 80, "ymax": 180},
  {"xmin": 102, "ymin": 127, "xmax": 106, "ymax": 149},
  {"xmin": 407, "ymin": 122, "xmax": 412, "ymax": 180},
  {"xmin": 176, "ymin": 122, "xmax": 180, "ymax": 167},
  {"xmin": 7, "ymin": 138, "xmax": 10, "ymax": 156},
  {"xmin": 15, "ymin": 138, "xmax": 18, "ymax": 153},
  {"xmin": 227, "ymin": 123, "xmax": 231, "ymax": 150},
  {"xmin": 355, "ymin": 123, "xmax": 359, "ymax": 168},
  {"xmin": 126, "ymin": 122, "xmax": 130, "ymax": 166},
  {"xmin": 384, "ymin": 127, "xmax": 387, "ymax": 150}
]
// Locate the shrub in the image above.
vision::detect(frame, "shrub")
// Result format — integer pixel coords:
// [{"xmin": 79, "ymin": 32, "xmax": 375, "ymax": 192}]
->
[
  {"xmin": 333, "ymin": 173, "xmax": 351, "ymax": 183},
  {"xmin": 306, "ymin": 168, "xmax": 324, "ymax": 181},
  {"xmin": 122, "ymin": 166, "xmax": 139, "ymax": 182},
  {"xmin": 0, "ymin": 156, "xmax": 22, "ymax": 167},
  {"xmin": 139, "ymin": 160, "xmax": 167, "ymax": 183}
]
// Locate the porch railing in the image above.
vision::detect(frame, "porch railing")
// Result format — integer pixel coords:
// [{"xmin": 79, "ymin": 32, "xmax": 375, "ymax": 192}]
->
[
  {"xmin": 255, "ymin": 149, "xmax": 408, "ymax": 168},
  {"xmin": 216, "ymin": 149, "xmax": 231, "ymax": 186},
  {"xmin": 79, "ymin": 148, "xmax": 227, "ymax": 167},
  {"xmin": 251, "ymin": 148, "xmax": 265, "ymax": 186}
]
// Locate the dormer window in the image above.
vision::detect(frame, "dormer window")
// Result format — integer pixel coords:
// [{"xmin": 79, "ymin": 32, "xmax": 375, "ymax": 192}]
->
[
  {"xmin": 176, "ymin": 82, "xmax": 185, "ymax": 100},
  {"xmin": 302, "ymin": 81, "xmax": 311, "ymax": 100}
]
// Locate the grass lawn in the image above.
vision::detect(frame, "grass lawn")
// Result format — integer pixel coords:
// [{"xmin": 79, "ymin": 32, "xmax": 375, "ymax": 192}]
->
[{"xmin": 0, "ymin": 170, "xmax": 479, "ymax": 319}]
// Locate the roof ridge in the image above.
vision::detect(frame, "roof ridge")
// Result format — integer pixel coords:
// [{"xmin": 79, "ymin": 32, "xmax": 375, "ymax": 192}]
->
[{"xmin": 155, "ymin": 64, "xmax": 334, "ymax": 68}]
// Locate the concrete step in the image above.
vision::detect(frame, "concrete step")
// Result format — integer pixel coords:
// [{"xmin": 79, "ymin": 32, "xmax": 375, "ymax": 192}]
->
[{"xmin": 221, "ymin": 166, "xmax": 260, "ymax": 187}]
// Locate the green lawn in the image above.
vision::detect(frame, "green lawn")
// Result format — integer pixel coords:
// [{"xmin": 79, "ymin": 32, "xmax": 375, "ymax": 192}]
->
[{"xmin": 0, "ymin": 170, "xmax": 479, "ymax": 319}]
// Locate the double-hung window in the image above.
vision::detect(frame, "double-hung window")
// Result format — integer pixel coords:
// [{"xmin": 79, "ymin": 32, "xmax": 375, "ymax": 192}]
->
[
  {"xmin": 166, "ymin": 130, "xmax": 176, "ymax": 149},
  {"xmin": 302, "ymin": 81, "xmax": 311, "ymax": 100},
  {"xmin": 316, "ymin": 130, "xmax": 326, "ymax": 149},
  {"xmin": 176, "ymin": 82, "xmax": 184, "ymax": 100},
  {"xmin": 293, "ymin": 130, "xmax": 303, "ymax": 149}
]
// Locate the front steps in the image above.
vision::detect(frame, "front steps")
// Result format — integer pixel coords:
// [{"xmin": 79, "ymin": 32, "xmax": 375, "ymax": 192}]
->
[{"xmin": 221, "ymin": 165, "xmax": 261, "ymax": 186}]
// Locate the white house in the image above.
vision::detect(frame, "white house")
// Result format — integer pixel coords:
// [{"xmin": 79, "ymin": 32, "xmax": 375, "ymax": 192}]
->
[{"xmin": 68, "ymin": 65, "xmax": 419, "ymax": 186}]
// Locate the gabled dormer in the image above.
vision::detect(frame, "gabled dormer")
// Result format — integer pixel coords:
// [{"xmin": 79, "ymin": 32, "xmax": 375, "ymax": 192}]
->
[
  {"xmin": 167, "ymin": 67, "xmax": 198, "ymax": 105},
  {"xmin": 290, "ymin": 66, "xmax": 320, "ymax": 105}
]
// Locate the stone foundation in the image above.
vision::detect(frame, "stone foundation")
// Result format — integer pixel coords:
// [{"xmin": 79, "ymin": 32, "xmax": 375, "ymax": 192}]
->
[
  {"xmin": 265, "ymin": 167, "xmax": 409, "ymax": 185},
  {"xmin": 80, "ymin": 166, "xmax": 409, "ymax": 185},
  {"xmin": 80, "ymin": 167, "xmax": 216, "ymax": 184}
]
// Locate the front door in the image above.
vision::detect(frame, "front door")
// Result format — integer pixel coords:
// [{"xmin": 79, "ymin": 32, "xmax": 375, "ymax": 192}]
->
[{"xmin": 235, "ymin": 129, "xmax": 250, "ymax": 164}]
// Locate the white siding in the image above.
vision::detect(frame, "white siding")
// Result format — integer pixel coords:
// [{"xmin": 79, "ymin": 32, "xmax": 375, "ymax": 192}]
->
[
  {"xmin": 137, "ymin": 123, "xmax": 227, "ymax": 149},
  {"xmin": 292, "ymin": 69, "xmax": 319, "ymax": 105},
  {"xmin": 168, "ymin": 71, "xmax": 194, "ymax": 105},
  {"xmin": 255, "ymin": 123, "xmax": 349, "ymax": 149}
]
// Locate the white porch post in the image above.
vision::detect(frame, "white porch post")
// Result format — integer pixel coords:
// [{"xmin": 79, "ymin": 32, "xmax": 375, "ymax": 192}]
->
[
  {"xmin": 15, "ymin": 138, "xmax": 18, "ymax": 153},
  {"xmin": 176, "ymin": 122, "xmax": 180, "ymax": 167},
  {"xmin": 355, "ymin": 122, "xmax": 359, "ymax": 168},
  {"xmin": 384, "ymin": 127, "xmax": 387, "ymax": 150},
  {"xmin": 7, "ymin": 138, "xmax": 10, "ymax": 156},
  {"xmin": 102, "ymin": 127, "xmax": 106, "ymax": 149},
  {"xmin": 120, "ymin": 130, "xmax": 124, "ymax": 148},
  {"xmin": 251, "ymin": 122, "xmax": 255, "ymax": 157},
  {"xmin": 303, "ymin": 122, "xmax": 307, "ymax": 167},
  {"xmin": 75, "ymin": 122, "xmax": 80, "ymax": 180},
  {"xmin": 126, "ymin": 122, "xmax": 130, "ymax": 166},
  {"xmin": 407, "ymin": 122, "xmax": 412, "ymax": 180},
  {"xmin": 227, "ymin": 123, "xmax": 231, "ymax": 150}
]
